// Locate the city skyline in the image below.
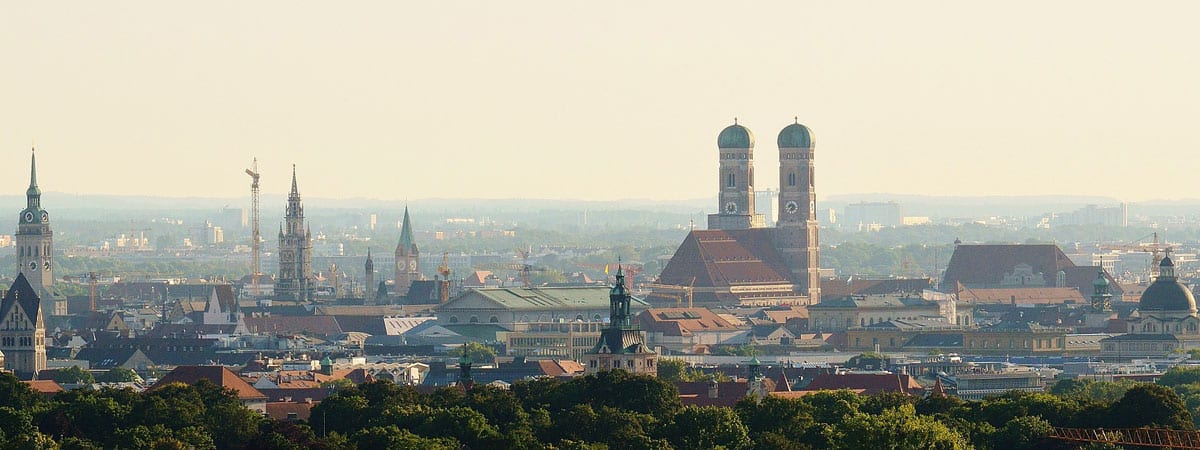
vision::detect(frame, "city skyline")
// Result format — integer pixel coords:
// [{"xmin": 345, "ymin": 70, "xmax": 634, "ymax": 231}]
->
[{"xmin": 4, "ymin": 2, "xmax": 1200, "ymax": 202}]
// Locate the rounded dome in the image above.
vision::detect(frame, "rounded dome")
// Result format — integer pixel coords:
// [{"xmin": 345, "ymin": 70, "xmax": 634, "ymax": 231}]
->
[
  {"xmin": 1093, "ymin": 271, "xmax": 1110, "ymax": 288},
  {"xmin": 718, "ymin": 122, "xmax": 754, "ymax": 148},
  {"xmin": 777, "ymin": 122, "xmax": 813, "ymax": 148},
  {"xmin": 1138, "ymin": 258, "xmax": 1197, "ymax": 312}
]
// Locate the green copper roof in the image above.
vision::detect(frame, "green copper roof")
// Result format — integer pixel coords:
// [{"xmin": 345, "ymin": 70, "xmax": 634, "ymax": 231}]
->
[
  {"xmin": 718, "ymin": 122, "xmax": 754, "ymax": 149},
  {"xmin": 397, "ymin": 207, "xmax": 416, "ymax": 253},
  {"xmin": 320, "ymin": 356, "xmax": 332, "ymax": 365},
  {"xmin": 1093, "ymin": 270, "xmax": 1110, "ymax": 287},
  {"xmin": 777, "ymin": 121, "xmax": 813, "ymax": 148},
  {"xmin": 26, "ymin": 150, "xmax": 41, "ymax": 198}
]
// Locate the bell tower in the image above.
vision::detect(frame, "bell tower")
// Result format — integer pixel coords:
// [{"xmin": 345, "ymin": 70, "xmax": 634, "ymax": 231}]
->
[
  {"xmin": 708, "ymin": 120, "xmax": 765, "ymax": 230},
  {"xmin": 394, "ymin": 207, "xmax": 419, "ymax": 297},
  {"xmin": 774, "ymin": 119, "xmax": 821, "ymax": 303},
  {"xmin": 16, "ymin": 149, "xmax": 54, "ymax": 298}
]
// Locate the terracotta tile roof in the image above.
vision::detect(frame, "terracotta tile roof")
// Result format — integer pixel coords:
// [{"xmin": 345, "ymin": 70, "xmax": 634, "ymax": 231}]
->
[
  {"xmin": 151, "ymin": 365, "xmax": 268, "ymax": 401},
  {"xmin": 24, "ymin": 380, "xmax": 63, "ymax": 395},
  {"xmin": 656, "ymin": 229, "xmax": 793, "ymax": 299},
  {"xmin": 800, "ymin": 372, "xmax": 923, "ymax": 395},
  {"xmin": 942, "ymin": 244, "xmax": 1075, "ymax": 289},
  {"xmin": 676, "ymin": 381, "xmax": 750, "ymax": 407},
  {"xmin": 536, "ymin": 359, "xmax": 585, "ymax": 377},
  {"xmin": 770, "ymin": 389, "xmax": 866, "ymax": 399},
  {"xmin": 758, "ymin": 306, "xmax": 808, "ymax": 323},
  {"xmin": 637, "ymin": 308, "xmax": 742, "ymax": 337},
  {"xmin": 821, "ymin": 278, "xmax": 934, "ymax": 298},
  {"xmin": 266, "ymin": 401, "xmax": 314, "ymax": 421},
  {"xmin": 244, "ymin": 316, "xmax": 343, "ymax": 336},
  {"xmin": 957, "ymin": 287, "xmax": 1086, "ymax": 305}
]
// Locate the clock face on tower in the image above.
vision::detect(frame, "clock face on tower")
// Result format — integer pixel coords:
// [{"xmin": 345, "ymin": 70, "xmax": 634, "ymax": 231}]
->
[
  {"xmin": 725, "ymin": 202, "xmax": 737, "ymax": 214},
  {"xmin": 40, "ymin": 212, "xmax": 48, "ymax": 222},
  {"xmin": 43, "ymin": 261, "xmax": 50, "ymax": 271},
  {"xmin": 409, "ymin": 260, "xmax": 417, "ymax": 271},
  {"xmin": 23, "ymin": 211, "xmax": 33, "ymax": 223},
  {"xmin": 785, "ymin": 201, "xmax": 799, "ymax": 214},
  {"xmin": 28, "ymin": 261, "xmax": 36, "ymax": 270}
]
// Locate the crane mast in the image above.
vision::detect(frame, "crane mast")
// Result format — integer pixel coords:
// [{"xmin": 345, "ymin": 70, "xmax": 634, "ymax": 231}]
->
[{"xmin": 245, "ymin": 159, "xmax": 262, "ymax": 296}]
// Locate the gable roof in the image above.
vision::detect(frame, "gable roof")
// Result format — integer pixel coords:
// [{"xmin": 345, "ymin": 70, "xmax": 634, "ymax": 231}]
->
[
  {"xmin": 657, "ymin": 229, "xmax": 792, "ymax": 289},
  {"xmin": 151, "ymin": 365, "xmax": 267, "ymax": 400},
  {"xmin": 957, "ymin": 287, "xmax": 1086, "ymax": 305},
  {"xmin": 942, "ymin": 244, "xmax": 1075, "ymax": 290},
  {"xmin": 801, "ymin": 372, "xmax": 923, "ymax": 395},
  {"xmin": 637, "ymin": 308, "xmax": 743, "ymax": 336},
  {"xmin": 821, "ymin": 278, "xmax": 935, "ymax": 299},
  {"xmin": 1, "ymin": 273, "xmax": 42, "ymax": 322},
  {"xmin": 441, "ymin": 286, "xmax": 642, "ymax": 312},
  {"xmin": 243, "ymin": 316, "xmax": 342, "ymax": 336}
]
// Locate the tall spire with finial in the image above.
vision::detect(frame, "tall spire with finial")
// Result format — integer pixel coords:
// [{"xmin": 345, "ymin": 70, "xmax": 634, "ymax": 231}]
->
[
  {"xmin": 27, "ymin": 147, "xmax": 41, "ymax": 209},
  {"xmin": 290, "ymin": 164, "xmax": 298, "ymax": 195}
]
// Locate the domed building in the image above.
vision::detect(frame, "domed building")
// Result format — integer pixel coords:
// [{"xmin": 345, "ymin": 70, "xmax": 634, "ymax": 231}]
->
[{"xmin": 1100, "ymin": 256, "xmax": 1200, "ymax": 358}]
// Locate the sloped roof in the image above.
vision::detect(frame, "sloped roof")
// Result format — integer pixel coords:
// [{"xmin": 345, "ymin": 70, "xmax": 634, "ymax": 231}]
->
[
  {"xmin": 383, "ymin": 317, "xmax": 436, "ymax": 335},
  {"xmin": 331, "ymin": 316, "xmax": 387, "ymax": 335},
  {"xmin": 801, "ymin": 373, "xmax": 923, "ymax": 395},
  {"xmin": 536, "ymin": 359, "xmax": 585, "ymax": 377},
  {"xmin": 637, "ymin": 308, "xmax": 742, "ymax": 337},
  {"xmin": 957, "ymin": 287, "xmax": 1086, "ymax": 305},
  {"xmin": 24, "ymin": 380, "xmax": 63, "ymax": 395},
  {"xmin": 266, "ymin": 401, "xmax": 314, "ymax": 421},
  {"xmin": 821, "ymin": 278, "xmax": 934, "ymax": 298},
  {"xmin": 811, "ymin": 295, "xmax": 932, "ymax": 309},
  {"xmin": 443, "ymin": 287, "xmax": 643, "ymax": 312},
  {"xmin": 151, "ymin": 365, "xmax": 267, "ymax": 400},
  {"xmin": 1, "ymin": 273, "xmax": 41, "ymax": 323},
  {"xmin": 244, "ymin": 316, "xmax": 342, "ymax": 336},
  {"xmin": 74, "ymin": 347, "xmax": 145, "ymax": 370},
  {"xmin": 757, "ymin": 306, "xmax": 809, "ymax": 323},
  {"xmin": 942, "ymin": 244, "xmax": 1075, "ymax": 289},
  {"xmin": 1061, "ymin": 266, "xmax": 1124, "ymax": 299},
  {"xmin": 657, "ymin": 229, "xmax": 792, "ymax": 288}
]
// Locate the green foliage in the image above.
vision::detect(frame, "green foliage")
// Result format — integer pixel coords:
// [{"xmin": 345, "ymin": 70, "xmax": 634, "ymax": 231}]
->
[
  {"xmin": 845, "ymin": 352, "xmax": 886, "ymax": 370},
  {"xmin": 1049, "ymin": 378, "xmax": 1136, "ymax": 404},
  {"xmin": 1159, "ymin": 366, "xmax": 1200, "ymax": 387},
  {"xmin": 833, "ymin": 404, "xmax": 968, "ymax": 450},
  {"xmin": 95, "ymin": 368, "xmax": 141, "ymax": 383},
  {"xmin": 992, "ymin": 415, "xmax": 1053, "ymax": 450},
  {"xmin": 1109, "ymin": 383, "xmax": 1194, "ymax": 430},
  {"xmin": 53, "ymin": 366, "xmax": 95, "ymax": 385},
  {"xmin": 661, "ymin": 405, "xmax": 751, "ymax": 450},
  {"xmin": 452, "ymin": 341, "xmax": 497, "ymax": 365},
  {"xmin": 0, "ymin": 373, "xmax": 41, "ymax": 410},
  {"xmin": 798, "ymin": 389, "xmax": 864, "ymax": 424},
  {"xmin": 655, "ymin": 359, "xmax": 729, "ymax": 382},
  {"xmin": 352, "ymin": 425, "xmax": 459, "ymax": 450}
]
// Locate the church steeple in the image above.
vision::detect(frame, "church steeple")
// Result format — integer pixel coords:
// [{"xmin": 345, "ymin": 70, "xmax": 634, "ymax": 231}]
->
[
  {"xmin": 27, "ymin": 149, "xmax": 41, "ymax": 209},
  {"xmin": 397, "ymin": 207, "xmax": 416, "ymax": 254},
  {"xmin": 609, "ymin": 264, "xmax": 632, "ymax": 328}
]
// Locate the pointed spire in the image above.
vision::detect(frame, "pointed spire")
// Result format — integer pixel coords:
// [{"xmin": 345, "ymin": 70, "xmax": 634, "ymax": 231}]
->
[
  {"xmin": 290, "ymin": 164, "xmax": 298, "ymax": 195},
  {"xmin": 398, "ymin": 206, "xmax": 415, "ymax": 252},
  {"xmin": 26, "ymin": 148, "xmax": 42, "ymax": 202}
]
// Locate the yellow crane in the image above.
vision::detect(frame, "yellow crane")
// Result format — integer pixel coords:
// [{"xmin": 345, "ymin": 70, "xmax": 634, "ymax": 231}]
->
[{"xmin": 245, "ymin": 159, "xmax": 262, "ymax": 296}]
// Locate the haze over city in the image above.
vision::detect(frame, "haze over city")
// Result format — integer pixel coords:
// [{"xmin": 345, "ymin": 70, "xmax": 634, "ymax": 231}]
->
[{"xmin": 3, "ymin": 1, "xmax": 1199, "ymax": 202}]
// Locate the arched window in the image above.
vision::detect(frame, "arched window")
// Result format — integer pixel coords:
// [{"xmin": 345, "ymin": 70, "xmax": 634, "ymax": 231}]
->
[
  {"xmin": 489, "ymin": 316, "xmax": 499, "ymax": 323},
  {"xmin": 469, "ymin": 316, "xmax": 479, "ymax": 323},
  {"xmin": 593, "ymin": 314, "xmax": 602, "ymax": 321},
  {"xmin": 448, "ymin": 316, "xmax": 459, "ymax": 324},
  {"xmin": 727, "ymin": 173, "xmax": 735, "ymax": 188},
  {"xmin": 788, "ymin": 173, "xmax": 796, "ymax": 186},
  {"xmin": 575, "ymin": 315, "xmax": 584, "ymax": 321}
]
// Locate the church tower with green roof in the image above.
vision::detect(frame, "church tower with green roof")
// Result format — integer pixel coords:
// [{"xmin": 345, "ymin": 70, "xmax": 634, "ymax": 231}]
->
[{"xmin": 583, "ymin": 265, "xmax": 658, "ymax": 375}]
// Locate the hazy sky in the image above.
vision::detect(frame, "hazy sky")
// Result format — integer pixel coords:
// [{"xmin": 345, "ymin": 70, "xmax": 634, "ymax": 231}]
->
[{"xmin": 2, "ymin": 2, "xmax": 1199, "ymax": 202}]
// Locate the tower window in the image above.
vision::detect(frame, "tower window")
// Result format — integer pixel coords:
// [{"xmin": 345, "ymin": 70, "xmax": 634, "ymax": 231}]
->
[
  {"xmin": 788, "ymin": 173, "xmax": 796, "ymax": 186},
  {"xmin": 726, "ymin": 173, "xmax": 735, "ymax": 188}
]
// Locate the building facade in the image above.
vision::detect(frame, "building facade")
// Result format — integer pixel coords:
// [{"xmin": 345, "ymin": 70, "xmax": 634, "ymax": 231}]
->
[
  {"xmin": 394, "ymin": 207, "xmax": 419, "ymax": 297},
  {"xmin": 276, "ymin": 167, "xmax": 314, "ymax": 301},
  {"xmin": 364, "ymin": 249, "xmax": 376, "ymax": 304},
  {"xmin": 1101, "ymin": 257, "xmax": 1200, "ymax": 358},
  {"xmin": 0, "ymin": 274, "xmax": 47, "ymax": 379},
  {"xmin": 654, "ymin": 119, "xmax": 821, "ymax": 306},
  {"xmin": 16, "ymin": 151, "xmax": 54, "ymax": 299}
]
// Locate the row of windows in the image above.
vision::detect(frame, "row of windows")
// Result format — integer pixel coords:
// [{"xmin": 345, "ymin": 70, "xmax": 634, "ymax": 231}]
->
[
  {"xmin": 1135, "ymin": 322, "xmax": 1199, "ymax": 333},
  {"xmin": 0, "ymin": 336, "xmax": 38, "ymax": 346},
  {"xmin": 587, "ymin": 358, "xmax": 655, "ymax": 370},
  {"xmin": 446, "ymin": 314, "xmax": 603, "ymax": 324}
]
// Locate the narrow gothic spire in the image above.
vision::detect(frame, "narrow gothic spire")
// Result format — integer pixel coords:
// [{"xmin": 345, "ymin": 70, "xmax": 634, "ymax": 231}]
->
[
  {"xmin": 290, "ymin": 164, "xmax": 298, "ymax": 195},
  {"xmin": 27, "ymin": 149, "xmax": 41, "ymax": 203},
  {"xmin": 398, "ymin": 207, "xmax": 415, "ymax": 252}
]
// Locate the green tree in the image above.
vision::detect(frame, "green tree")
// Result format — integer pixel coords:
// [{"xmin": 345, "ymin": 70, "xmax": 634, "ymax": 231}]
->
[
  {"xmin": 1159, "ymin": 366, "xmax": 1200, "ymax": 387},
  {"xmin": 799, "ymin": 389, "xmax": 864, "ymax": 424},
  {"xmin": 734, "ymin": 395, "xmax": 815, "ymax": 443},
  {"xmin": 1108, "ymin": 384, "xmax": 1193, "ymax": 430},
  {"xmin": 656, "ymin": 359, "xmax": 687, "ymax": 382},
  {"xmin": 834, "ymin": 404, "xmax": 968, "ymax": 450},
  {"xmin": 352, "ymin": 425, "xmax": 459, "ymax": 450},
  {"xmin": 452, "ymin": 341, "xmax": 497, "ymax": 365},
  {"xmin": 991, "ymin": 415, "xmax": 1053, "ymax": 450},
  {"xmin": 0, "ymin": 372, "xmax": 41, "ymax": 410},
  {"xmin": 661, "ymin": 405, "xmax": 751, "ymax": 450},
  {"xmin": 96, "ymin": 368, "xmax": 142, "ymax": 383},
  {"xmin": 54, "ymin": 366, "xmax": 96, "ymax": 384}
]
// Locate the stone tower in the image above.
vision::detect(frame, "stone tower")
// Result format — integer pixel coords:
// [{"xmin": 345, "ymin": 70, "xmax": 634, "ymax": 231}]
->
[
  {"xmin": 708, "ymin": 120, "xmax": 766, "ymax": 230},
  {"xmin": 276, "ymin": 166, "xmax": 314, "ymax": 301},
  {"xmin": 394, "ymin": 207, "xmax": 419, "ymax": 297},
  {"xmin": 16, "ymin": 150, "xmax": 54, "ymax": 298},
  {"xmin": 364, "ymin": 249, "xmax": 376, "ymax": 305},
  {"xmin": 583, "ymin": 265, "xmax": 657, "ymax": 375},
  {"xmin": 773, "ymin": 120, "xmax": 821, "ymax": 303},
  {"xmin": 0, "ymin": 273, "xmax": 46, "ymax": 379}
]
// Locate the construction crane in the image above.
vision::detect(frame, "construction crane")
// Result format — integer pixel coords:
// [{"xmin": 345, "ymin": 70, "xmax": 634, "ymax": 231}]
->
[
  {"xmin": 1098, "ymin": 231, "xmax": 1172, "ymax": 277},
  {"xmin": 245, "ymin": 158, "xmax": 262, "ymax": 296},
  {"xmin": 438, "ymin": 252, "xmax": 452, "ymax": 303}
]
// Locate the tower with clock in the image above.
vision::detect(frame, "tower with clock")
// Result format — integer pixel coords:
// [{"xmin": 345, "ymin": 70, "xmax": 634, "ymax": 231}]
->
[
  {"xmin": 394, "ymin": 207, "xmax": 420, "ymax": 298},
  {"xmin": 707, "ymin": 119, "xmax": 766, "ymax": 230},
  {"xmin": 276, "ymin": 166, "xmax": 315, "ymax": 301},
  {"xmin": 16, "ymin": 150, "xmax": 54, "ymax": 299},
  {"xmin": 773, "ymin": 119, "xmax": 822, "ymax": 301}
]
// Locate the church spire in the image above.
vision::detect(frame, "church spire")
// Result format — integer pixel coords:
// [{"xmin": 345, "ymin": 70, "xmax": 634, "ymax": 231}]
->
[
  {"xmin": 398, "ymin": 207, "xmax": 415, "ymax": 253},
  {"xmin": 27, "ymin": 148, "xmax": 41, "ymax": 207},
  {"xmin": 290, "ymin": 164, "xmax": 298, "ymax": 196}
]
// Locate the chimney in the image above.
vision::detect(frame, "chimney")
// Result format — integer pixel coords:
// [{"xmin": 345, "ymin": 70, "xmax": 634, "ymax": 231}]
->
[{"xmin": 708, "ymin": 380, "xmax": 719, "ymax": 399}]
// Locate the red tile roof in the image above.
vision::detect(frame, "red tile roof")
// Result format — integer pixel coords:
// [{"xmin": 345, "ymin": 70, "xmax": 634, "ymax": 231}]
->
[
  {"xmin": 957, "ymin": 287, "xmax": 1086, "ymax": 305},
  {"xmin": 151, "ymin": 365, "xmax": 267, "ymax": 400},
  {"xmin": 24, "ymin": 380, "xmax": 63, "ymax": 395},
  {"xmin": 656, "ymin": 230, "xmax": 793, "ymax": 302},
  {"xmin": 942, "ymin": 244, "xmax": 1075, "ymax": 289},
  {"xmin": 536, "ymin": 360, "xmax": 585, "ymax": 377},
  {"xmin": 266, "ymin": 401, "xmax": 314, "ymax": 421},
  {"xmin": 244, "ymin": 316, "xmax": 343, "ymax": 336},
  {"xmin": 821, "ymin": 278, "xmax": 934, "ymax": 299},
  {"xmin": 637, "ymin": 308, "xmax": 742, "ymax": 337},
  {"xmin": 800, "ymin": 372, "xmax": 923, "ymax": 395}
]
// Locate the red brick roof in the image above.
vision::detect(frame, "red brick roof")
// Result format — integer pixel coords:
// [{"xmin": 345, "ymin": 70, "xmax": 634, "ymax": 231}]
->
[
  {"xmin": 657, "ymin": 229, "xmax": 792, "ymax": 294},
  {"xmin": 800, "ymin": 372, "xmax": 923, "ymax": 395},
  {"xmin": 151, "ymin": 365, "xmax": 267, "ymax": 401},
  {"xmin": 24, "ymin": 380, "xmax": 63, "ymax": 395},
  {"xmin": 244, "ymin": 316, "xmax": 343, "ymax": 336},
  {"xmin": 266, "ymin": 401, "xmax": 314, "ymax": 421},
  {"xmin": 821, "ymin": 278, "xmax": 934, "ymax": 299},
  {"xmin": 942, "ymin": 244, "xmax": 1075, "ymax": 289},
  {"xmin": 637, "ymin": 308, "xmax": 742, "ymax": 337},
  {"xmin": 957, "ymin": 287, "xmax": 1086, "ymax": 305},
  {"xmin": 536, "ymin": 360, "xmax": 585, "ymax": 377}
]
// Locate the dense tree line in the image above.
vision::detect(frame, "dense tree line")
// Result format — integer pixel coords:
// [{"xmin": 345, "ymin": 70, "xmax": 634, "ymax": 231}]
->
[{"xmin": 2, "ymin": 369, "xmax": 1200, "ymax": 449}]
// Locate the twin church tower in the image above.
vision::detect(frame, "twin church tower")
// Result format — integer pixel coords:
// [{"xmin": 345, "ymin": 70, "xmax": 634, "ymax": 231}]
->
[{"xmin": 656, "ymin": 119, "xmax": 821, "ymax": 306}]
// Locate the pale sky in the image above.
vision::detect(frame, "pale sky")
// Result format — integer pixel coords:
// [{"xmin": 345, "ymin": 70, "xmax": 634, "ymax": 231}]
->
[{"xmin": 2, "ymin": 2, "xmax": 1199, "ymax": 202}]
